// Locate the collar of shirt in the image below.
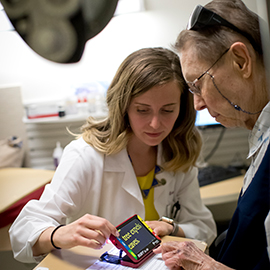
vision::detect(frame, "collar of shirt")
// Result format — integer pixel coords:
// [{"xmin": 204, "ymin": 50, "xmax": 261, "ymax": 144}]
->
[{"xmin": 247, "ymin": 101, "xmax": 270, "ymax": 159}]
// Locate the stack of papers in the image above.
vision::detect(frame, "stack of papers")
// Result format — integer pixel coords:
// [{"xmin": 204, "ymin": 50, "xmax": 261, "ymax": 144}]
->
[{"xmin": 87, "ymin": 246, "xmax": 169, "ymax": 270}]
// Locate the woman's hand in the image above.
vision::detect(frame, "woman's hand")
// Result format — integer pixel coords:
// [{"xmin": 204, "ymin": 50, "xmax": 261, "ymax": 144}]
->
[
  {"xmin": 32, "ymin": 214, "xmax": 119, "ymax": 256},
  {"xmin": 146, "ymin": 220, "xmax": 174, "ymax": 237},
  {"xmin": 52, "ymin": 214, "xmax": 119, "ymax": 249},
  {"xmin": 146, "ymin": 220, "xmax": 185, "ymax": 238},
  {"xmin": 153, "ymin": 241, "xmax": 234, "ymax": 270}
]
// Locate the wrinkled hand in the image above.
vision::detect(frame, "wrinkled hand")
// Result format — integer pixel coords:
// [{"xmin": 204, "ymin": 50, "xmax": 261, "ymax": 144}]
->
[
  {"xmin": 153, "ymin": 241, "xmax": 234, "ymax": 270},
  {"xmin": 52, "ymin": 214, "xmax": 119, "ymax": 250},
  {"xmin": 145, "ymin": 220, "xmax": 173, "ymax": 237}
]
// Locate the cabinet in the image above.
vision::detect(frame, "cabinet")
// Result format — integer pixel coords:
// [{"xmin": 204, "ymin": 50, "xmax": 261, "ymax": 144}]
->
[
  {"xmin": 24, "ymin": 112, "xmax": 107, "ymax": 169},
  {"xmin": 24, "ymin": 113, "xmax": 250, "ymax": 170}
]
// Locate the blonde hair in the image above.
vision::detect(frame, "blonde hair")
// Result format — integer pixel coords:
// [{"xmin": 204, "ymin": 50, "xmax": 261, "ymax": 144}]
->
[{"xmin": 81, "ymin": 47, "xmax": 202, "ymax": 172}]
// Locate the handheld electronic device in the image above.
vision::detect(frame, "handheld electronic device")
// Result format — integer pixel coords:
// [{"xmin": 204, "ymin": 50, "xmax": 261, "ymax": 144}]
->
[{"xmin": 109, "ymin": 214, "xmax": 161, "ymax": 267}]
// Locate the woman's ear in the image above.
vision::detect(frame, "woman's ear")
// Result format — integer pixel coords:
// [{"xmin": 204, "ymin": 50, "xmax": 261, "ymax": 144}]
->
[{"xmin": 230, "ymin": 42, "xmax": 252, "ymax": 79}]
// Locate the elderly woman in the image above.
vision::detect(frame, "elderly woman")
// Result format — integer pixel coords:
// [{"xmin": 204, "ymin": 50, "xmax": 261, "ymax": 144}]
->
[{"xmin": 154, "ymin": 0, "xmax": 270, "ymax": 270}]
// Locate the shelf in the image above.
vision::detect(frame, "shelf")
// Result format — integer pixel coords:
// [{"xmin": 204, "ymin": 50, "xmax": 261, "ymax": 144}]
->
[{"xmin": 23, "ymin": 111, "xmax": 108, "ymax": 124}]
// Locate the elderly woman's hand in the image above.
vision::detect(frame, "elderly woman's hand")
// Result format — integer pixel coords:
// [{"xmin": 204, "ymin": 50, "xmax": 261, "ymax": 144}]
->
[{"xmin": 153, "ymin": 241, "xmax": 234, "ymax": 270}]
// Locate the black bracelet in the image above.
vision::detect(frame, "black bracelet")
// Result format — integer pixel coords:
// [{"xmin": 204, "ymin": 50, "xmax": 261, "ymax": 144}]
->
[{"xmin": 50, "ymin": 224, "xmax": 65, "ymax": 249}]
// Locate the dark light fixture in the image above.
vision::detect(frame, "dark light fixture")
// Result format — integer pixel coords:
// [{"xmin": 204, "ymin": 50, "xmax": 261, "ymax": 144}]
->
[{"xmin": 1, "ymin": 0, "xmax": 119, "ymax": 63}]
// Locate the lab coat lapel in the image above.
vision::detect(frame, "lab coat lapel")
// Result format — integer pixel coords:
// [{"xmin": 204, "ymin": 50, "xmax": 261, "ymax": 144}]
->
[
  {"xmin": 154, "ymin": 144, "xmax": 175, "ymax": 204},
  {"xmin": 154, "ymin": 170, "xmax": 174, "ymax": 199},
  {"xmin": 154, "ymin": 170, "xmax": 176, "ymax": 218},
  {"xmin": 104, "ymin": 149, "xmax": 144, "ymax": 205}
]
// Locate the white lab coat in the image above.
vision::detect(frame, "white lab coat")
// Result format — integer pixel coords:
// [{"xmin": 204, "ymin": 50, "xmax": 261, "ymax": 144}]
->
[{"xmin": 9, "ymin": 137, "xmax": 216, "ymax": 263}]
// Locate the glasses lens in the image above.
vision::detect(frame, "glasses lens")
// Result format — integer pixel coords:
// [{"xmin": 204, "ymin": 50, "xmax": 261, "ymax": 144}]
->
[
  {"xmin": 188, "ymin": 88, "xmax": 195, "ymax": 94},
  {"xmin": 187, "ymin": 5, "xmax": 204, "ymax": 30},
  {"xmin": 187, "ymin": 5, "xmax": 260, "ymax": 53},
  {"xmin": 187, "ymin": 83, "xmax": 200, "ymax": 95}
]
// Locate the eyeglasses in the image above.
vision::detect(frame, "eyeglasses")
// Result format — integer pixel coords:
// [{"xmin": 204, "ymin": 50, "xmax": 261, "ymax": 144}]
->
[
  {"xmin": 201, "ymin": 71, "xmax": 258, "ymax": 114},
  {"xmin": 202, "ymin": 72, "xmax": 236, "ymax": 108},
  {"xmin": 188, "ymin": 53, "xmax": 260, "ymax": 115},
  {"xmin": 187, "ymin": 48, "xmax": 229, "ymax": 96},
  {"xmin": 187, "ymin": 5, "xmax": 261, "ymax": 54}
]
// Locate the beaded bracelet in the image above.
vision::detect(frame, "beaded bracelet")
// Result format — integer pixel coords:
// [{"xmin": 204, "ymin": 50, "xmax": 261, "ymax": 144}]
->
[{"xmin": 50, "ymin": 224, "xmax": 65, "ymax": 249}]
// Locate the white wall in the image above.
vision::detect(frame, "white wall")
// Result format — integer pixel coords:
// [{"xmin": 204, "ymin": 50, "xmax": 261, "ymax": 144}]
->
[
  {"xmin": 0, "ymin": 0, "xmax": 258, "ymax": 170},
  {"xmin": 0, "ymin": 0, "xmax": 257, "ymax": 104}
]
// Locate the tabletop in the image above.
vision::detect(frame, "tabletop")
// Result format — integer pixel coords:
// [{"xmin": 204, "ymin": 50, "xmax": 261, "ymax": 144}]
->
[
  {"xmin": 0, "ymin": 167, "xmax": 54, "ymax": 213},
  {"xmin": 200, "ymin": 175, "xmax": 244, "ymax": 206},
  {"xmin": 33, "ymin": 236, "xmax": 207, "ymax": 270}
]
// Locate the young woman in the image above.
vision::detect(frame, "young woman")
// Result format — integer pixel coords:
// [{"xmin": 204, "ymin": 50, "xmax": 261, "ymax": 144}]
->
[{"xmin": 9, "ymin": 47, "xmax": 216, "ymax": 263}]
